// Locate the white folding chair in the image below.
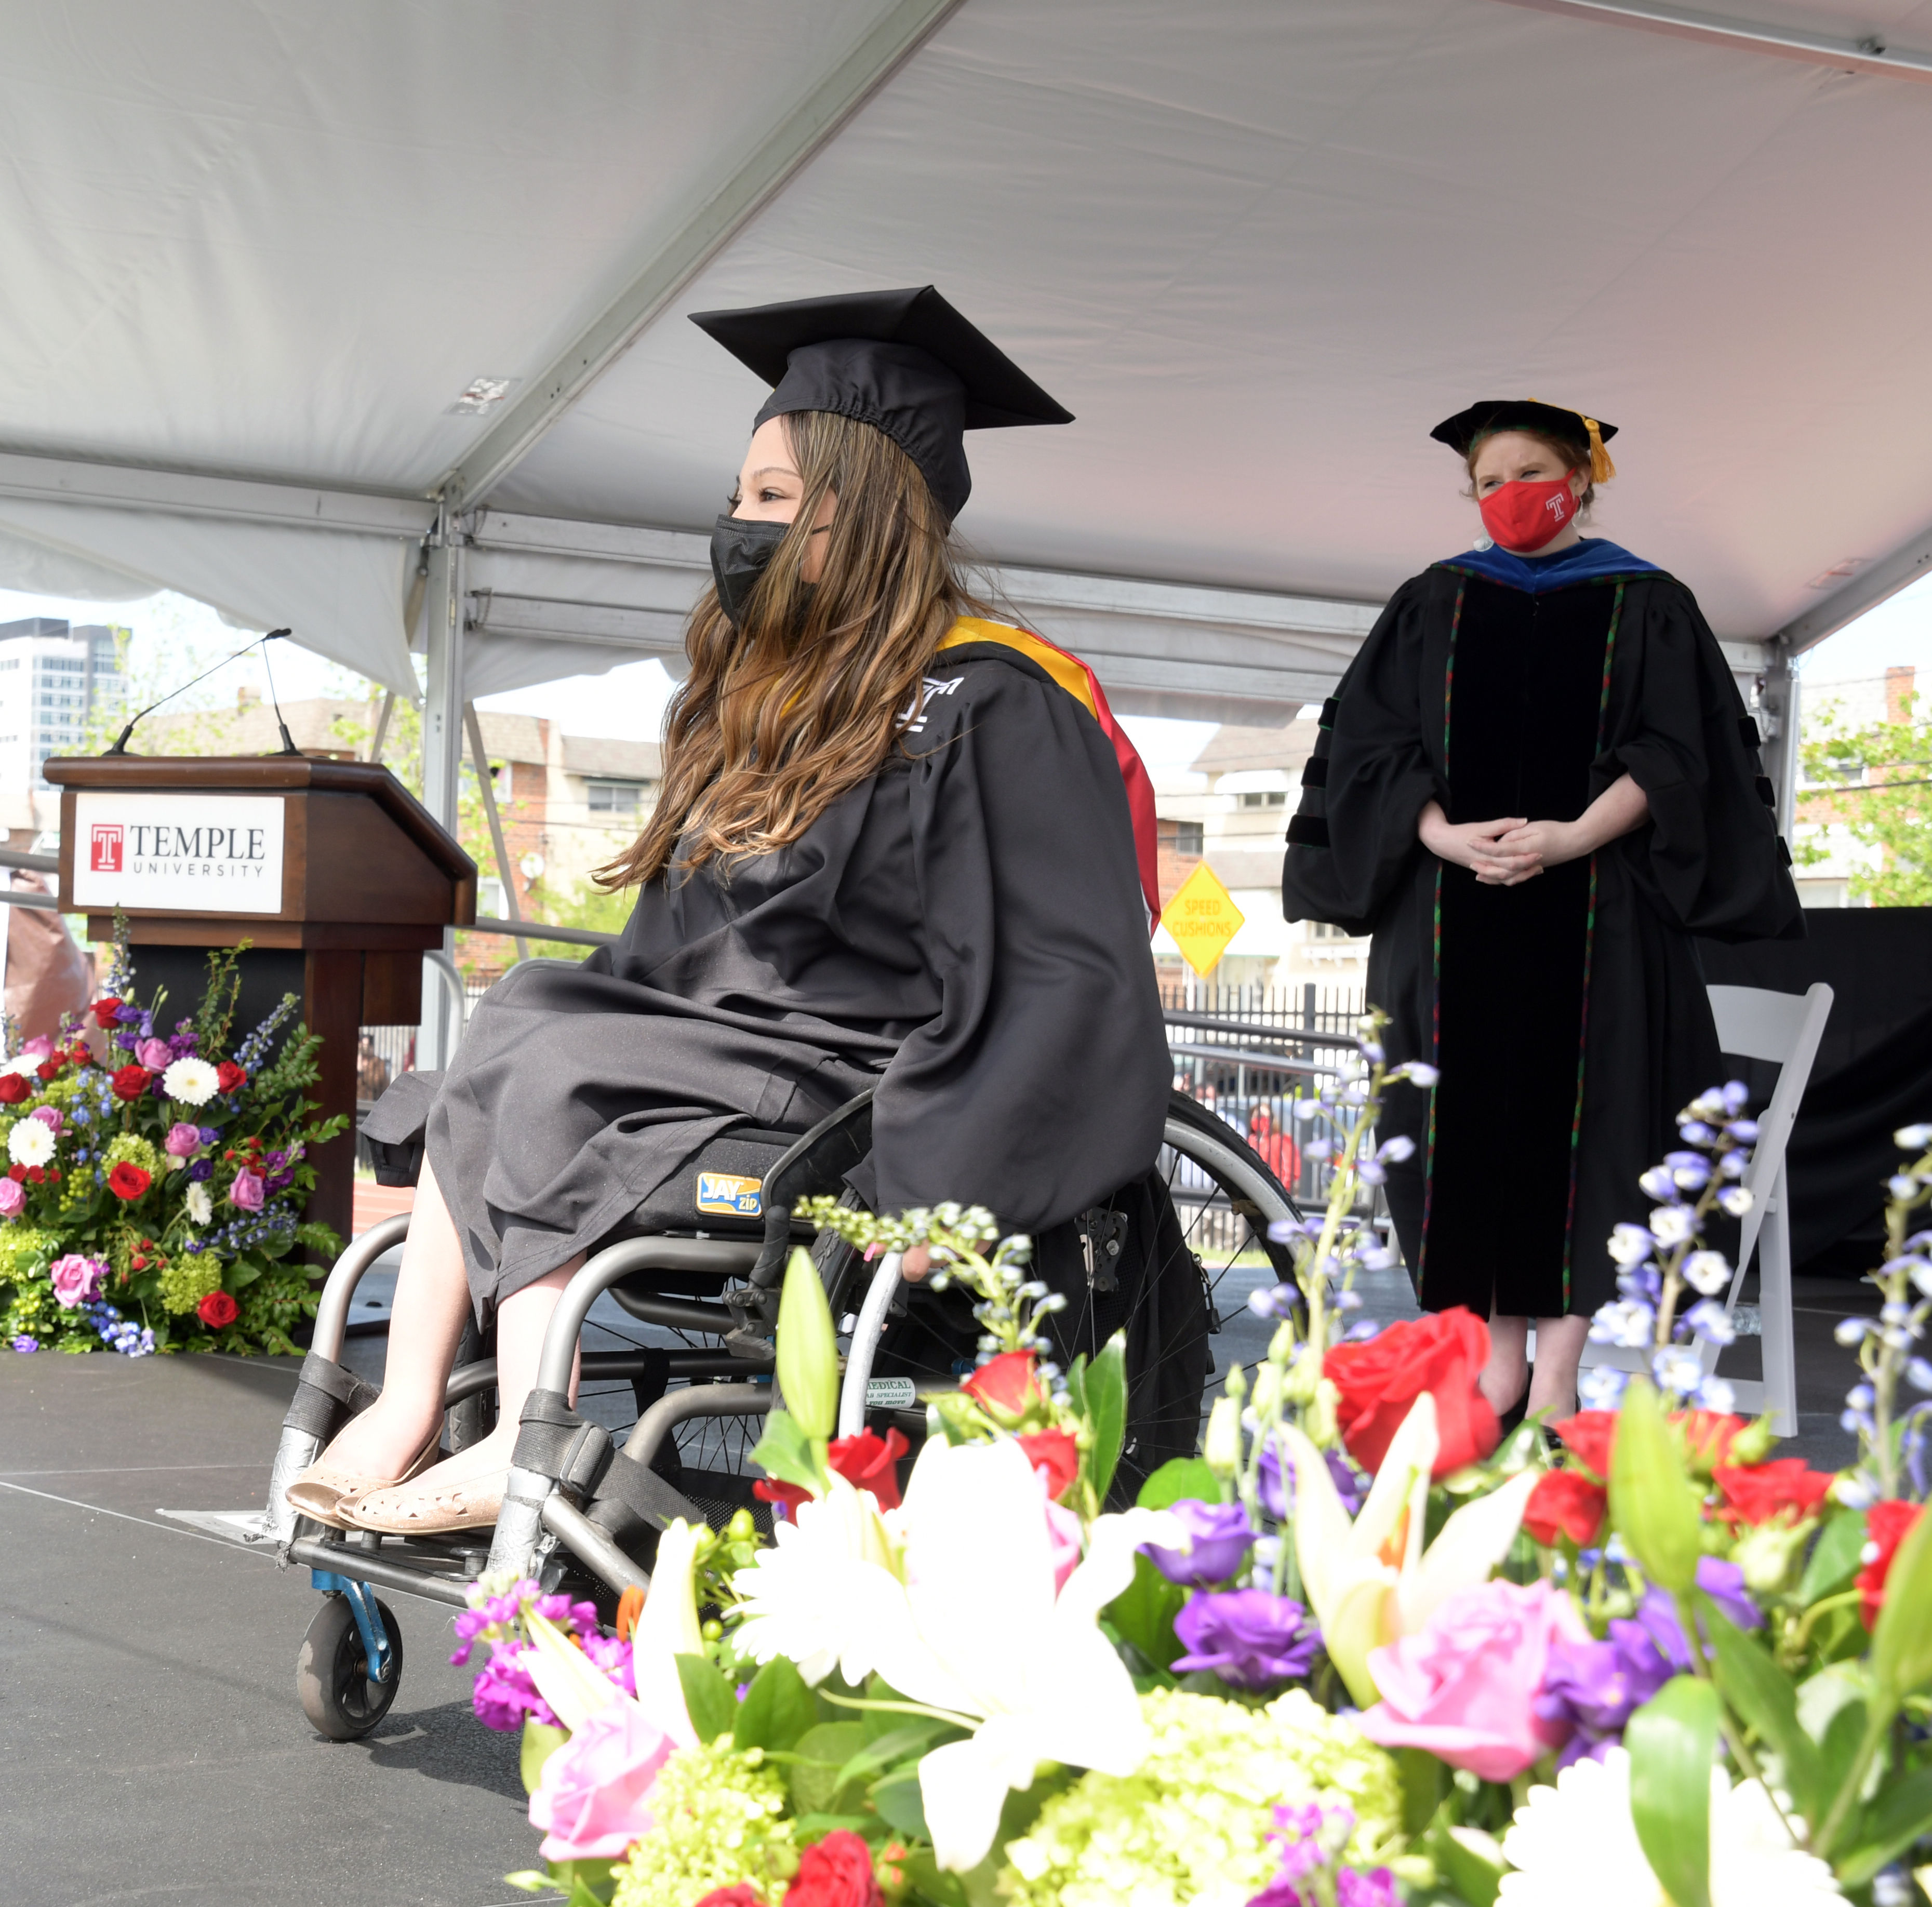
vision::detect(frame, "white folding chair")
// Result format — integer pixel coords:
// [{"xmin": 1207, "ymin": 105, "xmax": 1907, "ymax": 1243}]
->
[{"xmin": 1579, "ymin": 981, "xmax": 1833, "ymax": 1437}]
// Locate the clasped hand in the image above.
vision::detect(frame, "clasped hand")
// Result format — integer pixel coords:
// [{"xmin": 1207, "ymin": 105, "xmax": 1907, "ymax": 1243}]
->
[{"xmin": 1417, "ymin": 802, "xmax": 1577, "ymax": 887}]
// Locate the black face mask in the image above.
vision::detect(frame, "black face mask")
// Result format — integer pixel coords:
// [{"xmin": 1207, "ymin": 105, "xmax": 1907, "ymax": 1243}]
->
[{"xmin": 710, "ymin": 513, "xmax": 789, "ymax": 627}]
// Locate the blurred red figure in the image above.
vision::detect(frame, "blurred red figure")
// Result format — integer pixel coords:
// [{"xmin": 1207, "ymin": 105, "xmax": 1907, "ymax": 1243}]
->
[{"xmin": 1247, "ymin": 1104, "xmax": 1301, "ymax": 1188}]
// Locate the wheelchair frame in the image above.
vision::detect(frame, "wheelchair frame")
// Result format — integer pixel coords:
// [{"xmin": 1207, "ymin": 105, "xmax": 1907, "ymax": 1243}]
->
[{"xmin": 268, "ymin": 1097, "xmax": 1299, "ymax": 1737}]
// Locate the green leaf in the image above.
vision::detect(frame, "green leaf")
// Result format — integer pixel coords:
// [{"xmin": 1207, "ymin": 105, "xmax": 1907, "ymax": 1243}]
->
[
  {"xmin": 1425, "ymin": 1824, "xmax": 1507, "ymax": 1907},
  {"xmin": 871, "ymin": 1770, "xmax": 930, "ymax": 1838},
  {"xmin": 1103, "ymin": 1550, "xmax": 1186, "ymax": 1671},
  {"xmin": 1831, "ymin": 1764, "xmax": 1932, "ymax": 1888},
  {"xmin": 777, "ymin": 1244, "xmax": 840, "ymax": 1441},
  {"xmin": 1704, "ymin": 1607, "xmax": 1824, "ymax": 1822},
  {"xmin": 749, "ymin": 1408, "xmax": 825, "ymax": 1497},
  {"xmin": 834, "ymin": 1720, "xmax": 951, "ymax": 1793},
  {"xmin": 787, "ymin": 1721, "xmax": 868, "ymax": 1816},
  {"xmin": 897, "ymin": 1848, "xmax": 970, "ymax": 1907},
  {"xmin": 1084, "ymin": 1331, "xmax": 1127, "ymax": 1506},
  {"xmin": 1609, "ymin": 1378, "xmax": 1703, "ymax": 1592},
  {"xmin": 734, "ymin": 1655, "xmax": 818, "ymax": 1756},
  {"xmin": 674, "ymin": 1652, "xmax": 739, "ymax": 1745},
  {"xmin": 1135, "ymin": 1457, "xmax": 1220, "ymax": 1511},
  {"xmin": 1871, "ymin": 1501, "xmax": 1932, "ymax": 1701},
  {"xmin": 1396, "ymin": 1746, "xmax": 1448, "ymax": 1839},
  {"xmin": 501, "ymin": 1873, "xmax": 553, "ymax": 1896},
  {"xmin": 1626, "ymin": 1673, "xmax": 1720, "ymax": 1907},
  {"xmin": 519, "ymin": 1718, "xmax": 569, "ymax": 1796},
  {"xmin": 1799, "ymin": 1506, "xmax": 1867, "ymax": 1604}
]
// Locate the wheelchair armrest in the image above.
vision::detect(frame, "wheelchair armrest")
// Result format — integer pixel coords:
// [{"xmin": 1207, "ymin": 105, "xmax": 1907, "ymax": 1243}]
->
[{"xmin": 750, "ymin": 1088, "xmax": 875, "ymax": 1287}]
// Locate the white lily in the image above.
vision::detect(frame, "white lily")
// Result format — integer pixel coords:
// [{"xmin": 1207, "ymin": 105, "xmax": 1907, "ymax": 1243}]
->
[
  {"xmin": 1283, "ymin": 1397, "xmax": 1536, "ymax": 1708},
  {"xmin": 628, "ymin": 1516, "xmax": 706, "ymax": 1746},
  {"xmin": 864, "ymin": 1439, "xmax": 1179, "ymax": 1873},
  {"xmin": 520, "ymin": 1608, "xmax": 620, "ymax": 1731}
]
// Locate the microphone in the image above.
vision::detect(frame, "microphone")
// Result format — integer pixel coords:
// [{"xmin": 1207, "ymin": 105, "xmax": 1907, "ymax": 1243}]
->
[{"xmin": 105, "ymin": 629, "xmax": 295, "ymax": 756}]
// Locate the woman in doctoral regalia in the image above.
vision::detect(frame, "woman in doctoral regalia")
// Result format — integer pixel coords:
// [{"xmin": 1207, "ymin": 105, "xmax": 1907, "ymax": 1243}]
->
[
  {"xmin": 1282, "ymin": 402, "xmax": 1800, "ymax": 1422},
  {"xmin": 287, "ymin": 287, "xmax": 1171, "ymax": 1531}
]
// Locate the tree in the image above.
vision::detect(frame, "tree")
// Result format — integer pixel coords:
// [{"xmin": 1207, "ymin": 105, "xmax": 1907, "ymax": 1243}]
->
[{"xmin": 1794, "ymin": 687, "xmax": 1932, "ymax": 906}]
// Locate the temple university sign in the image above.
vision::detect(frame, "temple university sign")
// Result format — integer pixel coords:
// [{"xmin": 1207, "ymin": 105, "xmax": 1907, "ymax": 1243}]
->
[{"xmin": 70, "ymin": 792, "xmax": 286, "ymax": 913}]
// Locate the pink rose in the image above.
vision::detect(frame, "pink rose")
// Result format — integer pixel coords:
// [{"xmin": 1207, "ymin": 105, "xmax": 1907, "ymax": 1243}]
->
[
  {"xmin": 49, "ymin": 1253, "xmax": 105, "ymax": 1309},
  {"xmin": 30, "ymin": 1105, "xmax": 62, "ymax": 1137},
  {"xmin": 228, "ymin": 1168, "xmax": 265, "ymax": 1211},
  {"xmin": 0, "ymin": 1179, "xmax": 24, "ymax": 1219},
  {"xmin": 528, "ymin": 1703, "xmax": 675, "ymax": 1860},
  {"xmin": 1358, "ymin": 1578, "xmax": 1587, "ymax": 1781},
  {"xmin": 164, "ymin": 1122, "xmax": 201, "ymax": 1158},
  {"xmin": 137, "ymin": 1038, "xmax": 173, "ymax": 1072},
  {"xmin": 22, "ymin": 1035, "xmax": 51, "ymax": 1058}
]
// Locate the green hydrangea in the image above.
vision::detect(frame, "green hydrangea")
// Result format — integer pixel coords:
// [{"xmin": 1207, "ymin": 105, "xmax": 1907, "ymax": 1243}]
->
[
  {"xmin": 608, "ymin": 1739, "xmax": 796, "ymax": 1907},
  {"xmin": 158, "ymin": 1253, "xmax": 222, "ymax": 1315},
  {"xmin": 0, "ymin": 1226, "xmax": 57, "ymax": 1287},
  {"xmin": 998, "ymin": 1689, "xmax": 1402, "ymax": 1907},
  {"xmin": 104, "ymin": 1132, "xmax": 162, "ymax": 1176}
]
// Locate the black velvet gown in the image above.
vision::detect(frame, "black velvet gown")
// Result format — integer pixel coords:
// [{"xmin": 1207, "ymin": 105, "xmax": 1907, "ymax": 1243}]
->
[
  {"xmin": 1281, "ymin": 538, "xmax": 1801, "ymax": 1319},
  {"xmin": 365, "ymin": 637, "xmax": 1170, "ymax": 1322}
]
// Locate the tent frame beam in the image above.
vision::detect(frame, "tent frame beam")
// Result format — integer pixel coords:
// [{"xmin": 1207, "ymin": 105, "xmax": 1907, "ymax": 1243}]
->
[{"xmin": 436, "ymin": 0, "xmax": 968, "ymax": 513}]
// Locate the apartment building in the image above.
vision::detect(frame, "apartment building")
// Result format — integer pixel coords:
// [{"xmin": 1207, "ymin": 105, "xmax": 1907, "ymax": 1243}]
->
[{"xmin": 0, "ymin": 618, "xmax": 126, "ymax": 832}]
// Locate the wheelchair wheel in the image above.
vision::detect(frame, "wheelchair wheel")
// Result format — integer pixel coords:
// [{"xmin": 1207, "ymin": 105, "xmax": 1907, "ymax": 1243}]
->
[
  {"xmin": 854, "ymin": 1095, "xmax": 1301, "ymax": 1501},
  {"xmin": 297, "ymin": 1593, "xmax": 404, "ymax": 1741}
]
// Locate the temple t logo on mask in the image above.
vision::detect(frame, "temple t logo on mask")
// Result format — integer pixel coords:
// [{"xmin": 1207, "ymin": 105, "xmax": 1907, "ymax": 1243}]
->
[
  {"xmin": 1478, "ymin": 476, "xmax": 1576, "ymax": 553},
  {"xmin": 710, "ymin": 513, "xmax": 789, "ymax": 625}
]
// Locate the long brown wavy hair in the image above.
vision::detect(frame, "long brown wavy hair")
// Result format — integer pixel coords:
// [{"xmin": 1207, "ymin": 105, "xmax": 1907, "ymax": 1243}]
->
[{"xmin": 597, "ymin": 408, "xmax": 986, "ymax": 888}]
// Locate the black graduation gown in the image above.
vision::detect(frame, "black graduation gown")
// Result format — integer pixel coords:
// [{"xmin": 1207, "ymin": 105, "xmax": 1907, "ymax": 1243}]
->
[
  {"xmin": 365, "ymin": 642, "xmax": 1170, "ymax": 1321},
  {"xmin": 1281, "ymin": 539, "xmax": 1802, "ymax": 1319}
]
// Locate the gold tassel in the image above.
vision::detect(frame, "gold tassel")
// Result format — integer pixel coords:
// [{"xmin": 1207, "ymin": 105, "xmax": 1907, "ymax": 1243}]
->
[{"xmin": 1582, "ymin": 416, "xmax": 1617, "ymax": 485}]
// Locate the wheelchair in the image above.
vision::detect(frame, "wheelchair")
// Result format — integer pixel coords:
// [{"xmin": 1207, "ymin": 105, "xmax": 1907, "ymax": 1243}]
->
[{"xmin": 267, "ymin": 1087, "xmax": 1302, "ymax": 1740}]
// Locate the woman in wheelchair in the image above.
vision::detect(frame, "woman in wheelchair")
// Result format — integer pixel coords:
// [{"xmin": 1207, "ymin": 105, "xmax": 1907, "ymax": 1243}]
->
[{"xmin": 288, "ymin": 288, "xmax": 1172, "ymax": 1534}]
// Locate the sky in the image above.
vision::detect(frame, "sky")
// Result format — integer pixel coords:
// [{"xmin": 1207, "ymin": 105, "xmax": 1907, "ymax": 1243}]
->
[{"xmin": 4, "ymin": 557, "xmax": 1929, "ymax": 773}]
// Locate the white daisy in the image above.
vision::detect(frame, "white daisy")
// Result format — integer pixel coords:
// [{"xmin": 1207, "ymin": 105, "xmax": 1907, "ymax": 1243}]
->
[
  {"xmin": 1, "ymin": 1053, "xmax": 42, "ymax": 1078},
  {"xmin": 162, "ymin": 1057, "xmax": 220, "ymax": 1105},
  {"xmin": 1499, "ymin": 1747, "xmax": 1841, "ymax": 1907},
  {"xmin": 7, "ymin": 1119, "xmax": 55, "ymax": 1168},
  {"xmin": 185, "ymin": 1182, "xmax": 213, "ymax": 1226}
]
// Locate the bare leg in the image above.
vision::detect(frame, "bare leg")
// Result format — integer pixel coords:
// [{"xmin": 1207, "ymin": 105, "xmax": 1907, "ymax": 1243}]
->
[
  {"xmin": 319, "ymin": 1161, "xmax": 470, "ymax": 1477},
  {"xmin": 318, "ymin": 1161, "xmax": 581, "ymax": 1483},
  {"xmin": 1526, "ymin": 1313, "xmax": 1588, "ymax": 1423},
  {"xmin": 1480, "ymin": 1312, "xmax": 1529, "ymax": 1417}
]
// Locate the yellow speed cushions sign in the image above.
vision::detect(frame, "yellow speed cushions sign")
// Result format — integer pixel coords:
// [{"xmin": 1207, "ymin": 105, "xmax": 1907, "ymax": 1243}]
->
[{"xmin": 1166, "ymin": 862, "xmax": 1245, "ymax": 976}]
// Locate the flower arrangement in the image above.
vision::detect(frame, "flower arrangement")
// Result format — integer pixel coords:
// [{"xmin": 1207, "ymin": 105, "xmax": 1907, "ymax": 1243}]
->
[
  {"xmin": 0, "ymin": 924, "xmax": 346, "ymax": 1356},
  {"xmin": 471, "ymin": 1011, "xmax": 1932, "ymax": 1906}
]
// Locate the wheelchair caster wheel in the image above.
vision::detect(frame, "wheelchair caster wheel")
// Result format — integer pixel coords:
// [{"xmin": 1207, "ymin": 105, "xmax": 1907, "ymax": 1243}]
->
[{"xmin": 298, "ymin": 1592, "xmax": 404, "ymax": 1740}]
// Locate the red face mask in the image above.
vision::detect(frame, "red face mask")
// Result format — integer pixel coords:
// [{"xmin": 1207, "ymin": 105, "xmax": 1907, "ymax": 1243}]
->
[{"xmin": 1478, "ymin": 476, "xmax": 1577, "ymax": 552}]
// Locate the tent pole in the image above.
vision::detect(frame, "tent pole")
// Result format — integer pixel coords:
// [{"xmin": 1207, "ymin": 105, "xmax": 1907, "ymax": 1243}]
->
[
  {"xmin": 464, "ymin": 701, "xmax": 530, "ymax": 965},
  {"xmin": 1760, "ymin": 641, "xmax": 1803, "ymax": 837},
  {"xmin": 419, "ymin": 504, "xmax": 468, "ymax": 1069}
]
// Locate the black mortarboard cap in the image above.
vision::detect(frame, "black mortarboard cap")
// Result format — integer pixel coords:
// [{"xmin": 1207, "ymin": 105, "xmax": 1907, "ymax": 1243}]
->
[
  {"xmin": 1431, "ymin": 400, "xmax": 1618, "ymax": 482},
  {"xmin": 688, "ymin": 286, "xmax": 1073, "ymax": 521}
]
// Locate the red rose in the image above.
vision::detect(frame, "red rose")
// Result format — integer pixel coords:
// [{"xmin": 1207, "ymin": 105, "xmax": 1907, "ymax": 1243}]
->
[
  {"xmin": 1713, "ymin": 1458, "xmax": 1835, "ymax": 1527},
  {"xmin": 1017, "ymin": 1428, "xmax": 1081, "ymax": 1501},
  {"xmin": 66, "ymin": 1045, "xmax": 91, "ymax": 1068},
  {"xmin": 783, "ymin": 1829, "xmax": 881, "ymax": 1907},
  {"xmin": 0, "ymin": 1075, "xmax": 28, "ymax": 1105},
  {"xmin": 1323, "ymin": 1306, "xmax": 1500, "ymax": 1478},
  {"xmin": 90, "ymin": 996, "xmax": 122, "ymax": 1029},
  {"xmin": 111, "ymin": 1065, "xmax": 152, "ymax": 1102},
  {"xmin": 1858, "ymin": 1499, "xmax": 1925, "ymax": 1630},
  {"xmin": 25, "ymin": 1166, "xmax": 43, "ymax": 1185},
  {"xmin": 196, "ymin": 1290, "xmax": 239, "ymax": 1329},
  {"xmin": 961, "ymin": 1350, "xmax": 1046, "ymax": 1423},
  {"xmin": 216, "ymin": 1061, "xmax": 247, "ymax": 1095},
  {"xmin": 34, "ymin": 1059, "xmax": 59, "ymax": 1082},
  {"xmin": 752, "ymin": 1477, "xmax": 812, "ymax": 1514},
  {"xmin": 828, "ymin": 1426, "xmax": 910, "ymax": 1511},
  {"xmin": 694, "ymin": 1890, "xmax": 767, "ymax": 1907},
  {"xmin": 1676, "ymin": 1410, "xmax": 1747, "ymax": 1473},
  {"xmin": 1524, "ymin": 1469, "xmax": 1608, "ymax": 1548},
  {"xmin": 107, "ymin": 1162, "xmax": 152, "ymax": 1201},
  {"xmin": 5, "ymin": 1164, "xmax": 21, "ymax": 1183},
  {"xmin": 1550, "ymin": 1411, "xmax": 1616, "ymax": 1481}
]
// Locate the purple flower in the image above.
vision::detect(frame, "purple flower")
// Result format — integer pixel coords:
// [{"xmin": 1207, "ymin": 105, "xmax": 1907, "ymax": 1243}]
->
[
  {"xmin": 188, "ymin": 1158, "xmax": 213, "ymax": 1181},
  {"xmin": 1637, "ymin": 1556, "xmax": 1762, "ymax": 1671},
  {"xmin": 470, "ymin": 1643, "xmax": 556, "ymax": 1731},
  {"xmin": 263, "ymin": 1170, "xmax": 294, "ymax": 1194},
  {"xmin": 1536, "ymin": 1620, "xmax": 1674, "ymax": 1766},
  {"xmin": 1336, "ymin": 1874, "xmax": 1397, "ymax": 1907},
  {"xmin": 1258, "ymin": 1443, "xmax": 1365, "ymax": 1521},
  {"xmin": 197, "ymin": 1125, "xmax": 218, "ymax": 1145},
  {"xmin": 114, "ymin": 1005, "xmax": 141, "ymax": 1026},
  {"xmin": 1142, "ymin": 1500, "xmax": 1255, "ymax": 1586},
  {"xmin": 1172, "ymin": 1589, "xmax": 1321, "ymax": 1689},
  {"xmin": 10, "ymin": 1334, "xmax": 37, "ymax": 1353}
]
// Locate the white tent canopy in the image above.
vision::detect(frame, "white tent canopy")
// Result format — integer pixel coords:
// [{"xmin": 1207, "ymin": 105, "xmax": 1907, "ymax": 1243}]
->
[{"xmin": 7, "ymin": 0, "xmax": 1932, "ymax": 823}]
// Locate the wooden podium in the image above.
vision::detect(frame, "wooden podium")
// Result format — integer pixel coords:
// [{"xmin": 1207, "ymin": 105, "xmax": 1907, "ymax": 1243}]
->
[{"xmin": 47, "ymin": 757, "xmax": 476, "ymax": 1248}]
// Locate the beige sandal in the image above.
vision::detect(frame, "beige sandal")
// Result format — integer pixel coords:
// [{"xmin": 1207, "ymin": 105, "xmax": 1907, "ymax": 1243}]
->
[
  {"xmin": 284, "ymin": 1429, "xmax": 442, "ymax": 1530},
  {"xmin": 341, "ymin": 1468, "xmax": 507, "ymax": 1535}
]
